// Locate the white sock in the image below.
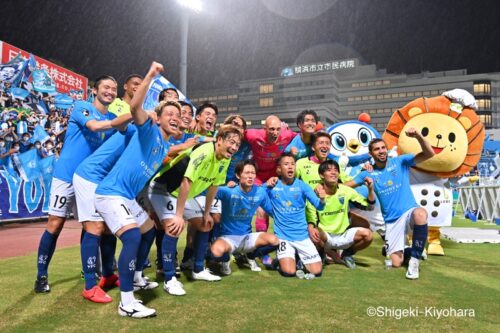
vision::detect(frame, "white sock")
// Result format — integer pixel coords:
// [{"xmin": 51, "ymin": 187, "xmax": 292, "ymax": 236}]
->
[
  {"xmin": 134, "ymin": 271, "xmax": 144, "ymax": 283},
  {"xmin": 121, "ymin": 291, "xmax": 136, "ymax": 306}
]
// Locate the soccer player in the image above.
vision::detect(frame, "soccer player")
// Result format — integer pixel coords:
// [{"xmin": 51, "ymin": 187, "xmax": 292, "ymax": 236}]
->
[
  {"xmin": 178, "ymin": 101, "xmax": 194, "ymax": 132},
  {"xmin": 108, "ymin": 74, "xmax": 143, "ymax": 117},
  {"xmin": 94, "ymin": 61, "xmax": 179, "ymax": 318},
  {"xmin": 192, "ymin": 102, "xmax": 217, "ymax": 136},
  {"xmin": 267, "ymin": 152, "xmax": 326, "ymax": 278},
  {"xmin": 34, "ymin": 76, "xmax": 130, "ymax": 293},
  {"xmin": 223, "ymin": 115, "xmax": 252, "ymax": 184},
  {"xmin": 148, "ymin": 125, "xmax": 241, "ymax": 296},
  {"xmin": 308, "ymin": 160, "xmax": 374, "ymax": 269},
  {"xmin": 73, "ymin": 126, "xmax": 137, "ymax": 303},
  {"xmin": 158, "ymin": 87, "xmax": 179, "ymax": 102},
  {"xmin": 245, "ymin": 115, "xmax": 296, "ymax": 266},
  {"xmin": 346, "ymin": 130, "xmax": 434, "ymax": 279},
  {"xmin": 285, "ymin": 109, "xmax": 318, "ymax": 159},
  {"xmin": 210, "ymin": 160, "xmax": 278, "ymax": 275}
]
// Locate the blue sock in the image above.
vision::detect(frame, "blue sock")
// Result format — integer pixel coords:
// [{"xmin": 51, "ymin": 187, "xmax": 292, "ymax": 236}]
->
[
  {"xmin": 247, "ymin": 245, "xmax": 278, "ymax": 260},
  {"xmin": 37, "ymin": 230, "xmax": 58, "ymax": 278},
  {"xmin": 193, "ymin": 231, "xmax": 209, "ymax": 273},
  {"xmin": 118, "ymin": 228, "xmax": 141, "ymax": 292},
  {"xmin": 155, "ymin": 229, "xmax": 164, "ymax": 269},
  {"xmin": 100, "ymin": 234, "xmax": 117, "ymax": 277},
  {"xmin": 162, "ymin": 234, "xmax": 179, "ymax": 282},
  {"xmin": 136, "ymin": 228, "xmax": 156, "ymax": 272},
  {"xmin": 81, "ymin": 232, "xmax": 101, "ymax": 290},
  {"xmin": 208, "ymin": 249, "xmax": 230, "ymax": 262},
  {"xmin": 210, "ymin": 223, "xmax": 221, "ymax": 243},
  {"xmin": 278, "ymin": 269, "xmax": 295, "ymax": 277},
  {"xmin": 182, "ymin": 246, "xmax": 193, "ymax": 263},
  {"xmin": 411, "ymin": 224, "xmax": 428, "ymax": 259}
]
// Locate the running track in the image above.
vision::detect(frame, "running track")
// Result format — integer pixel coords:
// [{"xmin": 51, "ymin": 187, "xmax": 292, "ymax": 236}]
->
[{"xmin": 0, "ymin": 219, "xmax": 81, "ymax": 259}]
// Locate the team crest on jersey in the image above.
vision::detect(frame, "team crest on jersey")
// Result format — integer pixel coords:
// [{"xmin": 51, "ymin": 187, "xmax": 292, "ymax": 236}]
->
[
  {"xmin": 387, "ymin": 180, "xmax": 393, "ymax": 186},
  {"xmin": 338, "ymin": 196, "xmax": 345, "ymax": 205},
  {"xmin": 286, "ymin": 200, "xmax": 292, "ymax": 206},
  {"xmin": 82, "ymin": 109, "xmax": 90, "ymax": 117},
  {"xmin": 152, "ymin": 161, "xmax": 160, "ymax": 171},
  {"xmin": 192, "ymin": 153, "xmax": 206, "ymax": 170},
  {"xmin": 218, "ymin": 164, "xmax": 224, "ymax": 173}
]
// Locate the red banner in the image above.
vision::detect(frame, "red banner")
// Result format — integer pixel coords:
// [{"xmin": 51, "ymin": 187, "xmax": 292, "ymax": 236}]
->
[{"xmin": 0, "ymin": 41, "xmax": 88, "ymax": 99}]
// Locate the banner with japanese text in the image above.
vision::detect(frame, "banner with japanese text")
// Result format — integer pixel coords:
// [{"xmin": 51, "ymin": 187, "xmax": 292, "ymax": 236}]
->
[{"xmin": 0, "ymin": 40, "xmax": 88, "ymax": 99}]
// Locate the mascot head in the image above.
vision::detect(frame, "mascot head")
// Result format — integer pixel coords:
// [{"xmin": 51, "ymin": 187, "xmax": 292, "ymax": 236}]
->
[
  {"xmin": 327, "ymin": 113, "xmax": 381, "ymax": 166},
  {"xmin": 383, "ymin": 89, "xmax": 485, "ymax": 178}
]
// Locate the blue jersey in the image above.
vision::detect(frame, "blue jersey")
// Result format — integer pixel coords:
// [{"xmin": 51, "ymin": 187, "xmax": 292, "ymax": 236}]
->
[
  {"xmin": 53, "ymin": 101, "xmax": 116, "ymax": 183},
  {"xmin": 75, "ymin": 126, "xmax": 136, "ymax": 183},
  {"xmin": 225, "ymin": 141, "xmax": 252, "ymax": 183},
  {"xmin": 96, "ymin": 119, "xmax": 170, "ymax": 199},
  {"xmin": 216, "ymin": 185, "xmax": 273, "ymax": 236},
  {"xmin": 285, "ymin": 135, "xmax": 312, "ymax": 159},
  {"xmin": 268, "ymin": 178, "xmax": 324, "ymax": 241},
  {"xmin": 168, "ymin": 131, "xmax": 195, "ymax": 145},
  {"xmin": 353, "ymin": 154, "xmax": 417, "ymax": 223}
]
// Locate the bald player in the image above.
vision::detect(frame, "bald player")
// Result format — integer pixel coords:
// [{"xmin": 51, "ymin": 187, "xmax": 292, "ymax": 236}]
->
[{"xmin": 244, "ymin": 115, "xmax": 296, "ymax": 266}]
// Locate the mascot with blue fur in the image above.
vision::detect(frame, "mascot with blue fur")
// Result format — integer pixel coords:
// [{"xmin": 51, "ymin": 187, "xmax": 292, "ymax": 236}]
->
[
  {"xmin": 326, "ymin": 114, "xmax": 387, "ymax": 237},
  {"xmin": 383, "ymin": 89, "xmax": 485, "ymax": 255}
]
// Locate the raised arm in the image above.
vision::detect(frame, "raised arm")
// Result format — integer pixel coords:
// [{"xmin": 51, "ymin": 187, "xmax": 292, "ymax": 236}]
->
[
  {"xmin": 130, "ymin": 61, "xmax": 164, "ymax": 126},
  {"xmin": 405, "ymin": 127, "xmax": 435, "ymax": 165}
]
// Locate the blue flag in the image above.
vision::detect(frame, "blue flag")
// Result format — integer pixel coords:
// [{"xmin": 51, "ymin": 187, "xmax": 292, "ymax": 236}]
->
[
  {"xmin": 32, "ymin": 125, "xmax": 50, "ymax": 144},
  {"xmin": 12, "ymin": 149, "xmax": 41, "ymax": 182},
  {"xmin": 39, "ymin": 155, "xmax": 55, "ymax": 180},
  {"xmin": 142, "ymin": 74, "xmax": 196, "ymax": 112},
  {"xmin": 54, "ymin": 93, "xmax": 74, "ymax": 110},
  {"xmin": 32, "ymin": 69, "xmax": 56, "ymax": 93},
  {"xmin": 0, "ymin": 54, "xmax": 26, "ymax": 86},
  {"xmin": 9, "ymin": 87, "xmax": 31, "ymax": 100}
]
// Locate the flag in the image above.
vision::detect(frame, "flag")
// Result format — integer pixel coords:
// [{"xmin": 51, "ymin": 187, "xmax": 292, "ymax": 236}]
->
[
  {"xmin": 0, "ymin": 54, "xmax": 26, "ymax": 85},
  {"xmin": 32, "ymin": 69, "xmax": 56, "ymax": 93},
  {"xmin": 12, "ymin": 149, "xmax": 41, "ymax": 181},
  {"xmin": 39, "ymin": 155, "xmax": 55, "ymax": 181},
  {"xmin": 142, "ymin": 74, "xmax": 196, "ymax": 112},
  {"xmin": 54, "ymin": 93, "xmax": 74, "ymax": 110},
  {"xmin": 9, "ymin": 87, "xmax": 31, "ymax": 100},
  {"xmin": 37, "ymin": 98, "xmax": 49, "ymax": 114},
  {"xmin": 32, "ymin": 125, "xmax": 50, "ymax": 144}
]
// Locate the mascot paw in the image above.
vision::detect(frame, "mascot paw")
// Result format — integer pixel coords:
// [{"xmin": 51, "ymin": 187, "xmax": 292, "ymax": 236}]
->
[{"xmin": 428, "ymin": 243, "xmax": 445, "ymax": 256}]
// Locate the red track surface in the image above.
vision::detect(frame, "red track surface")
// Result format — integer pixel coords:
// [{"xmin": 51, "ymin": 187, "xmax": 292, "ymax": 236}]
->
[{"xmin": 0, "ymin": 219, "xmax": 81, "ymax": 259}]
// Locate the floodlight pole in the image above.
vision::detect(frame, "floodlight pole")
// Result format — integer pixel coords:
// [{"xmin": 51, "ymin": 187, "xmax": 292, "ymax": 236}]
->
[{"xmin": 180, "ymin": 9, "xmax": 189, "ymax": 95}]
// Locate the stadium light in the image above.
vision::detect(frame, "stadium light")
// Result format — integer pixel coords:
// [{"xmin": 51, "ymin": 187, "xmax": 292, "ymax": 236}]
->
[
  {"xmin": 177, "ymin": 0, "xmax": 203, "ymax": 95},
  {"xmin": 177, "ymin": 0, "xmax": 203, "ymax": 14}
]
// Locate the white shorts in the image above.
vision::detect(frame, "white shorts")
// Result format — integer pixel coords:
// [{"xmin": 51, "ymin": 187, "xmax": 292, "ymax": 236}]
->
[
  {"xmin": 276, "ymin": 238, "xmax": 321, "ymax": 265},
  {"xmin": 73, "ymin": 174, "xmax": 102, "ymax": 222},
  {"xmin": 219, "ymin": 233, "xmax": 262, "ymax": 253},
  {"xmin": 385, "ymin": 208, "xmax": 416, "ymax": 255},
  {"xmin": 149, "ymin": 192, "xmax": 216, "ymax": 221},
  {"xmin": 324, "ymin": 227, "xmax": 362, "ymax": 250},
  {"xmin": 48, "ymin": 177, "xmax": 77, "ymax": 218},
  {"xmin": 94, "ymin": 194, "xmax": 149, "ymax": 234}
]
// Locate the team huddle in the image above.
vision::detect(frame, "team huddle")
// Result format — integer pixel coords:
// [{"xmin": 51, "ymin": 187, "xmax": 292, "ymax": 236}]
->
[{"xmin": 33, "ymin": 62, "xmax": 433, "ymax": 318}]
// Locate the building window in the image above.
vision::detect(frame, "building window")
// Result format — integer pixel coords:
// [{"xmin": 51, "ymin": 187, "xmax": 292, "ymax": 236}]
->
[
  {"xmin": 347, "ymin": 97, "xmax": 355, "ymax": 102},
  {"xmin": 474, "ymin": 82, "xmax": 491, "ymax": 95},
  {"xmin": 260, "ymin": 97, "xmax": 274, "ymax": 107},
  {"xmin": 479, "ymin": 114, "xmax": 492, "ymax": 126},
  {"xmin": 352, "ymin": 82, "xmax": 360, "ymax": 88},
  {"xmin": 375, "ymin": 80, "xmax": 382, "ymax": 86},
  {"xmin": 477, "ymin": 98, "xmax": 491, "ymax": 110},
  {"xmin": 383, "ymin": 80, "xmax": 390, "ymax": 85},
  {"xmin": 259, "ymin": 84, "xmax": 274, "ymax": 94}
]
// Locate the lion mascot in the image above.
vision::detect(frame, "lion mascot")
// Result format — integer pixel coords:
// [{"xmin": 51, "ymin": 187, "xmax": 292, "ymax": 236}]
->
[{"xmin": 383, "ymin": 89, "xmax": 485, "ymax": 255}]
